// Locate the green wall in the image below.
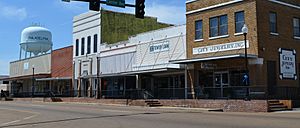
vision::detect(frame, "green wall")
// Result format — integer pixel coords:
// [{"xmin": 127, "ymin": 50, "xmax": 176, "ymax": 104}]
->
[{"xmin": 101, "ymin": 9, "xmax": 172, "ymax": 44}]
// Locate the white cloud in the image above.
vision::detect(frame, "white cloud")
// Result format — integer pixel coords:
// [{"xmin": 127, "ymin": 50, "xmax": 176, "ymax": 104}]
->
[
  {"xmin": 0, "ymin": 3, "xmax": 27, "ymax": 21},
  {"xmin": 145, "ymin": 3, "xmax": 186, "ymax": 25}
]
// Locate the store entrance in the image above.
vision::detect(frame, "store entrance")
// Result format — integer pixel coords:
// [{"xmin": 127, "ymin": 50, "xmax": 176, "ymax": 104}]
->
[{"xmin": 214, "ymin": 72, "xmax": 229, "ymax": 97}]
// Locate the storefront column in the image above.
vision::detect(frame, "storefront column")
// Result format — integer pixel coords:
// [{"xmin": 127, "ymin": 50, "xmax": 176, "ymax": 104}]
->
[
  {"xmin": 123, "ymin": 76, "xmax": 126, "ymax": 97},
  {"xmin": 184, "ymin": 65, "xmax": 188, "ymax": 99},
  {"xmin": 136, "ymin": 75, "xmax": 141, "ymax": 89}
]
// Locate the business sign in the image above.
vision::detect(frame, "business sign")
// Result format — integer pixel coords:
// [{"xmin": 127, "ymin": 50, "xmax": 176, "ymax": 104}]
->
[
  {"xmin": 193, "ymin": 40, "xmax": 249, "ymax": 55},
  {"xmin": 279, "ymin": 48, "xmax": 297, "ymax": 80},
  {"xmin": 23, "ymin": 62, "xmax": 29, "ymax": 70},
  {"xmin": 106, "ymin": 0, "xmax": 125, "ymax": 8},
  {"xmin": 149, "ymin": 40, "xmax": 170, "ymax": 53}
]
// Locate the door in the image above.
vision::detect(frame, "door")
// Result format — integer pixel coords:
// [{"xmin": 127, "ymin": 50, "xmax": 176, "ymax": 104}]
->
[
  {"xmin": 214, "ymin": 72, "xmax": 229, "ymax": 97},
  {"xmin": 267, "ymin": 61, "xmax": 277, "ymax": 96}
]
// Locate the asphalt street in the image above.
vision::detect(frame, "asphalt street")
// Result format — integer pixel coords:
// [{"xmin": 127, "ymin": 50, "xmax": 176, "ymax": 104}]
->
[{"xmin": 0, "ymin": 101, "xmax": 300, "ymax": 128}]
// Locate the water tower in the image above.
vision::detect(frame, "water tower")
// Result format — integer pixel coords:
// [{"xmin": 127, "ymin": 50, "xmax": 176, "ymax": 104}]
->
[{"xmin": 19, "ymin": 26, "xmax": 53, "ymax": 59}]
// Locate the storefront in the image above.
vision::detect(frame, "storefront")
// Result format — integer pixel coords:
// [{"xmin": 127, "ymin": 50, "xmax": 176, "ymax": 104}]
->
[{"xmin": 132, "ymin": 25, "xmax": 187, "ymax": 99}]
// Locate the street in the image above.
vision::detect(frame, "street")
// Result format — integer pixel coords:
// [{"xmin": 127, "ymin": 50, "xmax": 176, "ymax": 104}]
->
[{"xmin": 0, "ymin": 101, "xmax": 299, "ymax": 128}]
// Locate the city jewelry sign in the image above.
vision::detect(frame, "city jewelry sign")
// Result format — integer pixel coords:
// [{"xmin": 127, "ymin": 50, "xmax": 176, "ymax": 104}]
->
[
  {"xmin": 279, "ymin": 48, "xmax": 297, "ymax": 80},
  {"xmin": 193, "ymin": 40, "xmax": 249, "ymax": 55}
]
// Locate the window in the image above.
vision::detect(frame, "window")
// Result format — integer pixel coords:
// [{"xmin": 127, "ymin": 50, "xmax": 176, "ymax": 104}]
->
[
  {"xmin": 269, "ymin": 12, "xmax": 277, "ymax": 33},
  {"xmin": 94, "ymin": 34, "xmax": 98, "ymax": 53},
  {"xmin": 81, "ymin": 38, "xmax": 85, "ymax": 55},
  {"xmin": 87, "ymin": 36, "xmax": 91, "ymax": 54},
  {"xmin": 294, "ymin": 18, "xmax": 300, "ymax": 37},
  {"xmin": 219, "ymin": 15, "xmax": 228, "ymax": 35},
  {"xmin": 235, "ymin": 11, "xmax": 245, "ymax": 33},
  {"xmin": 75, "ymin": 39, "xmax": 79, "ymax": 56},
  {"xmin": 209, "ymin": 15, "xmax": 228, "ymax": 37},
  {"xmin": 195, "ymin": 20, "xmax": 203, "ymax": 40}
]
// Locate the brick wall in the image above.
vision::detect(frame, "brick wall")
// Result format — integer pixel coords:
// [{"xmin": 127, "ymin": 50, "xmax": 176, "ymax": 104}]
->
[
  {"xmin": 186, "ymin": 0, "xmax": 258, "ymax": 59},
  {"xmin": 51, "ymin": 46, "xmax": 73, "ymax": 78},
  {"xmin": 256, "ymin": 0, "xmax": 300, "ymax": 87}
]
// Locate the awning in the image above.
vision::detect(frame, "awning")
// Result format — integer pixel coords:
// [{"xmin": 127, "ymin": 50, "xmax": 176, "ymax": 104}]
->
[
  {"xmin": 36, "ymin": 77, "xmax": 72, "ymax": 81},
  {"xmin": 6, "ymin": 74, "xmax": 51, "ymax": 81},
  {"xmin": 99, "ymin": 68, "xmax": 169, "ymax": 78},
  {"xmin": 170, "ymin": 54, "xmax": 258, "ymax": 64}
]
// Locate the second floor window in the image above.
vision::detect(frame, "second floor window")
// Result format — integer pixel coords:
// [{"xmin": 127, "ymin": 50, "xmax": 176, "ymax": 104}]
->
[
  {"xmin": 75, "ymin": 39, "xmax": 79, "ymax": 56},
  {"xmin": 270, "ymin": 12, "xmax": 277, "ymax": 33},
  {"xmin": 94, "ymin": 34, "xmax": 98, "ymax": 53},
  {"xmin": 210, "ymin": 15, "xmax": 228, "ymax": 37},
  {"xmin": 81, "ymin": 38, "xmax": 85, "ymax": 55},
  {"xmin": 195, "ymin": 20, "xmax": 203, "ymax": 40},
  {"xmin": 87, "ymin": 36, "xmax": 91, "ymax": 54},
  {"xmin": 294, "ymin": 18, "xmax": 300, "ymax": 37},
  {"xmin": 235, "ymin": 11, "xmax": 245, "ymax": 33}
]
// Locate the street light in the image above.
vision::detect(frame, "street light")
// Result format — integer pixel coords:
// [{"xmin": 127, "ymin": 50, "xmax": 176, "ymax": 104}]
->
[
  {"xmin": 32, "ymin": 65, "xmax": 35, "ymax": 97},
  {"xmin": 242, "ymin": 24, "xmax": 249, "ymax": 82},
  {"xmin": 242, "ymin": 24, "xmax": 250, "ymax": 100}
]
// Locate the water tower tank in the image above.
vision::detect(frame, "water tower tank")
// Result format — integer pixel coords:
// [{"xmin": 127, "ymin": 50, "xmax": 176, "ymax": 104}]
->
[{"xmin": 20, "ymin": 26, "xmax": 52, "ymax": 56}]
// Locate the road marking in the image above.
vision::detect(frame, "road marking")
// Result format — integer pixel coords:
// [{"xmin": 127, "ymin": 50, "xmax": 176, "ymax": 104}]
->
[
  {"xmin": 102, "ymin": 109, "xmax": 132, "ymax": 113},
  {"xmin": 0, "ymin": 108, "xmax": 39, "ymax": 126},
  {"xmin": 31, "ymin": 104, "xmax": 45, "ymax": 107},
  {"xmin": 23, "ymin": 115, "xmax": 37, "ymax": 120},
  {"xmin": 1, "ymin": 120, "xmax": 21, "ymax": 126}
]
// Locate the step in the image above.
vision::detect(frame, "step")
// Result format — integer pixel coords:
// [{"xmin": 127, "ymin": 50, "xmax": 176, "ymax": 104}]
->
[
  {"xmin": 149, "ymin": 104, "xmax": 163, "ymax": 107},
  {"xmin": 269, "ymin": 105, "xmax": 287, "ymax": 109},
  {"xmin": 269, "ymin": 108, "xmax": 289, "ymax": 112},
  {"xmin": 146, "ymin": 102, "xmax": 161, "ymax": 105},
  {"xmin": 51, "ymin": 97, "xmax": 63, "ymax": 102},
  {"xmin": 268, "ymin": 100, "xmax": 280, "ymax": 103},
  {"xmin": 145, "ymin": 100, "xmax": 160, "ymax": 103},
  {"xmin": 269, "ymin": 102, "xmax": 284, "ymax": 106}
]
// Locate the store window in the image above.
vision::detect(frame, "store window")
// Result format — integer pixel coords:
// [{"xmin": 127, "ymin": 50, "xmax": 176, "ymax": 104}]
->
[
  {"xmin": 195, "ymin": 20, "xmax": 203, "ymax": 40},
  {"xmin": 210, "ymin": 15, "xmax": 228, "ymax": 37},
  {"xmin": 269, "ymin": 12, "xmax": 277, "ymax": 33},
  {"xmin": 81, "ymin": 37, "xmax": 85, "ymax": 55},
  {"xmin": 294, "ymin": 18, "xmax": 300, "ymax": 37},
  {"xmin": 87, "ymin": 36, "xmax": 91, "ymax": 54},
  {"xmin": 235, "ymin": 11, "xmax": 245, "ymax": 33},
  {"xmin": 94, "ymin": 34, "xmax": 98, "ymax": 53},
  {"xmin": 75, "ymin": 39, "xmax": 79, "ymax": 56}
]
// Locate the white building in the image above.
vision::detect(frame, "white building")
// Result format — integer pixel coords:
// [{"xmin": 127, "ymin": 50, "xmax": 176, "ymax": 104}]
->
[
  {"xmin": 97, "ymin": 25, "xmax": 186, "ymax": 98},
  {"xmin": 73, "ymin": 11, "xmax": 101, "ymax": 97}
]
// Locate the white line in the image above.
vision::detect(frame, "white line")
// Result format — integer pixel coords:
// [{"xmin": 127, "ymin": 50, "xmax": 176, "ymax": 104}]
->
[
  {"xmin": 102, "ymin": 109, "xmax": 132, "ymax": 113},
  {"xmin": 23, "ymin": 115, "xmax": 37, "ymax": 120},
  {"xmin": 1, "ymin": 120, "xmax": 21, "ymax": 126}
]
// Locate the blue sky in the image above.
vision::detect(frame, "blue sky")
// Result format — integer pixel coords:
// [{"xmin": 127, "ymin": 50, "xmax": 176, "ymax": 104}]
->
[{"xmin": 0, "ymin": 0, "xmax": 186, "ymax": 75}]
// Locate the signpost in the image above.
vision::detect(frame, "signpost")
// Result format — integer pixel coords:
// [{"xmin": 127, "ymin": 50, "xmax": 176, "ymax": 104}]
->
[{"xmin": 279, "ymin": 48, "xmax": 297, "ymax": 80}]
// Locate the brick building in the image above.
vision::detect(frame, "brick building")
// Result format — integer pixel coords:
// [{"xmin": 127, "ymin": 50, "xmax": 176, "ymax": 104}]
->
[
  {"xmin": 173, "ymin": 0, "xmax": 300, "ymax": 101},
  {"xmin": 36, "ymin": 46, "xmax": 73, "ymax": 96}
]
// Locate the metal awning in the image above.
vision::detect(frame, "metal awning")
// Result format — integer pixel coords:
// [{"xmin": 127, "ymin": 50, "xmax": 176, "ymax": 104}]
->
[
  {"xmin": 170, "ymin": 54, "xmax": 258, "ymax": 64},
  {"xmin": 36, "ymin": 77, "xmax": 72, "ymax": 81},
  {"xmin": 99, "ymin": 68, "xmax": 169, "ymax": 78},
  {"xmin": 6, "ymin": 74, "xmax": 50, "ymax": 81}
]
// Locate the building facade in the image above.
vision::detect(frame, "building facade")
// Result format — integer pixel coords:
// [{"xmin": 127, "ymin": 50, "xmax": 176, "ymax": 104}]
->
[
  {"xmin": 9, "ymin": 46, "xmax": 73, "ymax": 97},
  {"xmin": 72, "ymin": 9, "xmax": 172, "ymax": 97},
  {"xmin": 182, "ymin": 0, "xmax": 300, "ymax": 99}
]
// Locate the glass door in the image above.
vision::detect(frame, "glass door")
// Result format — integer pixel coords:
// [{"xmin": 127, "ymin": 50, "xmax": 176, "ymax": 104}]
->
[{"xmin": 214, "ymin": 72, "xmax": 229, "ymax": 97}]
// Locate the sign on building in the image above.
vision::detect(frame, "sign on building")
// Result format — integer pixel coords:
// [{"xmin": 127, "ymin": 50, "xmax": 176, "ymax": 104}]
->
[
  {"xmin": 149, "ymin": 40, "xmax": 170, "ymax": 53},
  {"xmin": 279, "ymin": 48, "xmax": 297, "ymax": 80},
  {"xmin": 193, "ymin": 40, "xmax": 249, "ymax": 55}
]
